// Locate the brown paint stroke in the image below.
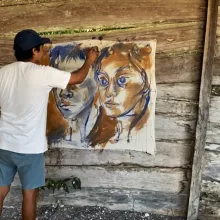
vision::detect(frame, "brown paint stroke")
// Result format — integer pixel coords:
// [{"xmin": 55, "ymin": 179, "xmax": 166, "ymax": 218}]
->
[
  {"xmin": 46, "ymin": 91, "xmax": 69, "ymax": 138},
  {"xmin": 92, "ymin": 43, "xmax": 152, "ymax": 146},
  {"xmin": 40, "ymin": 44, "xmax": 69, "ymax": 140},
  {"xmin": 87, "ymin": 106, "xmax": 118, "ymax": 148},
  {"xmin": 105, "ymin": 43, "xmax": 152, "ymax": 70},
  {"xmin": 135, "ymin": 108, "xmax": 150, "ymax": 131}
]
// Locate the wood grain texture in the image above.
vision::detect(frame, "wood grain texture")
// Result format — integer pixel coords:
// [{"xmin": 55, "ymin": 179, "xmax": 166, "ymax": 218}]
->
[
  {"xmin": 157, "ymin": 83, "xmax": 199, "ymax": 100},
  {"xmin": 47, "ymin": 166, "xmax": 190, "ymax": 194},
  {"xmin": 206, "ymin": 122, "xmax": 220, "ymax": 144},
  {"xmin": 206, "ymin": 78, "xmax": 220, "ymax": 144},
  {"xmin": 187, "ymin": 1, "xmax": 218, "ymax": 219},
  {"xmin": 0, "ymin": 21, "xmax": 205, "ymax": 54},
  {"xmin": 212, "ymin": 75, "xmax": 220, "ymax": 85},
  {"xmin": 155, "ymin": 115, "xmax": 196, "ymax": 140},
  {"xmin": 203, "ymin": 150, "xmax": 220, "ymax": 180},
  {"xmin": 200, "ymin": 179, "xmax": 220, "ymax": 218},
  {"xmin": 200, "ymin": 145, "xmax": 220, "ymax": 219},
  {"xmin": 45, "ymin": 22, "xmax": 205, "ymax": 54},
  {"xmin": 156, "ymin": 99, "xmax": 197, "ymax": 118},
  {"xmin": 0, "ymin": 21, "xmax": 204, "ymax": 83},
  {"xmin": 12, "ymin": 166, "xmax": 190, "ymax": 194},
  {"xmin": 45, "ymin": 141, "xmax": 193, "ymax": 168},
  {"xmin": 5, "ymin": 187, "xmax": 188, "ymax": 216},
  {"xmin": 0, "ymin": 53, "xmax": 203, "ymax": 84},
  {"xmin": 207, "ymin": 96, "xmax": 220, "ymax": 123},
  {"xmin": 0, "ymin": 0, "xmax": 207, "ymax": 217},
  {"xmin": 0, "ymin": 0, "xmax": 207, "ymax": 35}
]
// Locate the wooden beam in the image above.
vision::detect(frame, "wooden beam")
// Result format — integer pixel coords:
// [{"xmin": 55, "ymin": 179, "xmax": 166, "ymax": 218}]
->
[{"xmin": 187, "ymin": 0, "xmax": 219, "ymax": 220}]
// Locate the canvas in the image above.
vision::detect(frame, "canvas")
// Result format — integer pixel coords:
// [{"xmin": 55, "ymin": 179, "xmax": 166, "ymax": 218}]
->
[{"xmin": 47, "ymin": 40, "xmax": 157, "ymax": 155}]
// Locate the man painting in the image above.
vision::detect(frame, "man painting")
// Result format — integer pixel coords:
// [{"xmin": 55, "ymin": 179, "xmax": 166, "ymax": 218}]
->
[{"xmin": 0, "ymin": 29, "xmax": 98, "ymax": 219}]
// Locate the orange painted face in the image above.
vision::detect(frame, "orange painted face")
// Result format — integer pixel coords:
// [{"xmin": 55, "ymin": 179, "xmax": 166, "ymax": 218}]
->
[{"xmin": 96, "ymin": 52, "xmax": 148, "ymax": 117}]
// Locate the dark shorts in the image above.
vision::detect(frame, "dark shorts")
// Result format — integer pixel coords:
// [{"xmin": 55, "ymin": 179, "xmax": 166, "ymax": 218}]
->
[{"xmin": 0, "ymin": 149, "xmax": 45, "ymax": 190}]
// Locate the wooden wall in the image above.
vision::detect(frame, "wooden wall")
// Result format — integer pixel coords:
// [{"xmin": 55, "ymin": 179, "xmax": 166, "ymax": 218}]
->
[
  {"xmin": 199, "ymin": 5, "xmax": 220, "ymax": 220},
  {"xmin": 0, "ymin": 0, "xmax": 208, "ymax": 217}
]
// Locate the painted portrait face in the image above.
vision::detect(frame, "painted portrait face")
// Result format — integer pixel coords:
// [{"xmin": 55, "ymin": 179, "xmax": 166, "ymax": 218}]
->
[
  {"xmin": 53, "ymin": 77, "xmax": 96, "ymax": 119},
  {"xmin": 53, "ymin": 85, "xmax": 88, "ymax": 119},
  {"xmin": 96, "ymin": 51, "xmax": 148, "ymax": 117},
  {"xmin": 50, "ymin": 45, "xmax": 97, "ymax": 120}
]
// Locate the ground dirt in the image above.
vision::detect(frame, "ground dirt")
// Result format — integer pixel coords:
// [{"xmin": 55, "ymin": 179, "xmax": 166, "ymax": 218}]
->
[{"xmin": 1, "ymin": 205, "xmax": 187, "ymax": 220}]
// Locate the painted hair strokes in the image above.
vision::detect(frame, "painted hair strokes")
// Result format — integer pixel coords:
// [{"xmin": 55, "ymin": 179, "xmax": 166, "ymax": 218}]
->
[{"xmin": 47, "ymin": 40, "xmax": 157, "ymax": 155}]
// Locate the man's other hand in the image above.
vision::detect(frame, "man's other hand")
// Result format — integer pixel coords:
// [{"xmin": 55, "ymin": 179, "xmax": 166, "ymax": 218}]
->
[{"xmin": 86, "ymin": 47, "xmax": 99, "ymax": 66}]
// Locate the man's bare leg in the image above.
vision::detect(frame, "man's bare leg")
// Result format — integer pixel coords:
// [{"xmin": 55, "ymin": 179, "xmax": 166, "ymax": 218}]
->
[
  {"xmin": 0, "ymin": 185, "xmax": 10, "ymax": 216},
  {"xmin": 22, "ymin": 188, "xmax": 38, "ymax": 220}
]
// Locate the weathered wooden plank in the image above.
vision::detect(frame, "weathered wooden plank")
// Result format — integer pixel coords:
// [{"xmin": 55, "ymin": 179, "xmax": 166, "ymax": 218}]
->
[
  {"xmin": 12, "ymin": 166, "xmax": 190, "ymax": 193},
  {"xmin": 4, "ymin": 187, "xmax": 188, "ymax": 216},
  {"xmin": 212, "ymin": 57, "xmax": 220, "ymax": 75},
  {"xmin": 207, "ymin": 96, "xmax": 220, "ymax": 123},
  {"xmin": 155, "ymin": 115, "xmax": 196, "ymax": 141},
  {"xmin": 157, "ymin": 83, "xmax": 199, "ymax": 101},
  {"xmin": 45, "ymin": 141, "xmax": 193, "ymax": 168},
  {"xmin": 205, "ymin": 143, "xmax": 220, "ymax": 152},
  {"xmin": 48, "ymin": 24, "xmax": 205, "ymax": 55},
  {"xmin": 156, "ymin": 54, "xmax": 202, "ymax": 84},
  {"xmin": 0, "ymin": 21, "xmax": 204, "ymax": 83},
  {"xmin": 199, "ymin": 214, "xmax": 220, "ymax": 220},
  {"xmin": 187, "ymin": 0, "xmax": 219, "ymax": 219},
  {"xmin": 0, "ymin": 47, "xmax": 203, "ymax": 84},
  {"xmin": 46, "ymin": 167, "xmax": 190, "ymax": 194},
  {"xmin": 212, "ymin": 75, "xmax": 220, "ymax": 85},
  {"xmin": 199, "ymin": 180, "xmax": 220, "ymax": 218},
  {"xmin": 199, "ymin": 207, "xmax": 220, "ymax": 220},
  {"xmin": 156, "ymin": 99, "xmax": 197, "ymax": 118},
  {"xmin": 212, "ymin": 5, "xmax": 220, "ymax": 60},
  {"xmin": 214, "ymin": 42, "xmax": 220, "ymax": 57},
  {"xmin": 206, "ymin": 122, "xmax": 220, "ymax": 144},
  {"xmin": 202, "ymin": 144, "xmax": 220, "ymax": 218},
  {"xmin": 202, "ymin": 151, "xmax": 220, "ymax": 182},
  {"xmin": 0, "ymin": 39, "xmax": 16, "ymax": 66},
  {"xmin": 1, "ymin": 22, "xmax": 205, "ymax": 53},
  {"xmin": 0, "ymin": 0, "xmax": 207, "ymax": 35},
  {"xmin": 0, "ymin": 0, "xmax": 58, "ymax": 6}
]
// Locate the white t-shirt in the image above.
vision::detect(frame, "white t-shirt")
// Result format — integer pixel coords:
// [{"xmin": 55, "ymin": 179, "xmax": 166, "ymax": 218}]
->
[{"xmin": 0, "ymin": 62, "xmax": 71, "ymax": 154}]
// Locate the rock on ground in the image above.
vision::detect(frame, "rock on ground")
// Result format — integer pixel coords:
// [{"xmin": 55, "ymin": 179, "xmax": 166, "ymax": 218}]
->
[{"xmin": 1, "ymin": 205, "xmax": 187, "ymax": 220}]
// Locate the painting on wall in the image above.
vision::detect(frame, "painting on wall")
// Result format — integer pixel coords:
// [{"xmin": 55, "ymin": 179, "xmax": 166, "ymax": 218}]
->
[{"xmin": 46, "ymin": 40, "xmax": 157, "ymax": 155}]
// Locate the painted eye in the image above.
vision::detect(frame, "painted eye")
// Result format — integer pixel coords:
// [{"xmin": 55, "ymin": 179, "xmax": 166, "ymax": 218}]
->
[
  {"xmin": 59, "ymin": 91, "xmax": 73, "ymax": 99},
  {"xmin": 66, "ymin": 92, "xmax": 73, "ymax": 98},
  {"xmin": 117, "ymin": 76, "xmax": 127, "ymax": 86},
  {"xmin": 98, "ymin": 76, "xmax": 109, "ymax": 87}
]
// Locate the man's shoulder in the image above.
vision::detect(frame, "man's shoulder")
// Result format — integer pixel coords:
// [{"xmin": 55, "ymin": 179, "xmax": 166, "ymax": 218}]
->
[
  {"xmin": 20, "ymin": 62, "xmax": 51, "ymax": 73},
  {"xmin": 0, "ymin": 62, "xmax": 32, "ymax": 71},
  {"xmin": 0, "ymin": 62, "xmax": 17, "ymax": 70}
]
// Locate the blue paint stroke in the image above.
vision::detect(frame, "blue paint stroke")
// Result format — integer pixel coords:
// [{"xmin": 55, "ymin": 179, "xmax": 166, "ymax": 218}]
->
[{"xmin": 49, "ymin": 44, "xmax": 97, "ymax": 145}]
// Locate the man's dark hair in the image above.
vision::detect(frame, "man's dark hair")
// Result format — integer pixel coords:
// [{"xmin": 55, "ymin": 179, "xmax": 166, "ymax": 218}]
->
[{"xmin": 14, "ymin": 44, "xmax": 42, "ymax": 61}]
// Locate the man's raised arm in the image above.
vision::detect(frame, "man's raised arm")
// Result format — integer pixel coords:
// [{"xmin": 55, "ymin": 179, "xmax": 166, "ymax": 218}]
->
[{"xmin": 68, "ymin": 47, "xmax": 99, "ymax": 85}]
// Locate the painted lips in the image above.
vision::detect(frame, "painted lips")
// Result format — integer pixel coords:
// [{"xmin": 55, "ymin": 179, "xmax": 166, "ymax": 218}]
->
[{"xmin": 104, "ymin": 101, "xmax": 119, "ymax": 108}]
